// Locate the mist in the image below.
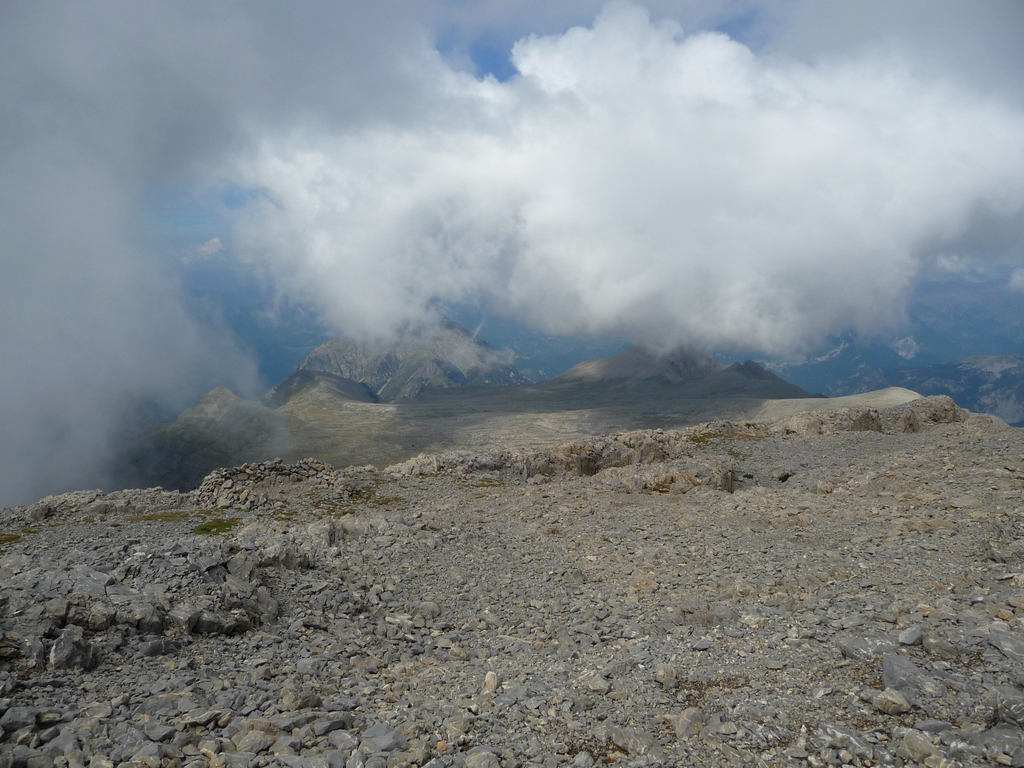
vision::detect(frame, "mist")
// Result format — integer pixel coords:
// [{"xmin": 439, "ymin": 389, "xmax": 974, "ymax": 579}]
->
[
  {"xmin": 233, "ymin": 4, "xmax": 1024, "ymax": 355},
  {"xmin": 2, "ymin": 1, "xmax": 1023, "ymax": 507}
]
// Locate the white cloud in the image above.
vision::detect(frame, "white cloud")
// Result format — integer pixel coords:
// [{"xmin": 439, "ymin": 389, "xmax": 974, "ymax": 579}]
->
[
  {"xmin": 196, "ymin": 237, "xmax": 224, "ymax": 256},
  {"xmin": 234, "ymin": 3, "xmax": 1024, "ymax": 355},
  {"xmin": 1010, "ymin": 268, "xmax": 1024, "ymax": 292}
]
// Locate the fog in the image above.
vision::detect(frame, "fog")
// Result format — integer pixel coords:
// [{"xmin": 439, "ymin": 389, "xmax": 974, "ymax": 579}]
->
[
  {"xmin": 235, "ymin": 5, "xmax": 1024, "ymax": 354},
  {"xmin": 1, "ymin": 1, "xmax": 1023, "ymax": 506}
]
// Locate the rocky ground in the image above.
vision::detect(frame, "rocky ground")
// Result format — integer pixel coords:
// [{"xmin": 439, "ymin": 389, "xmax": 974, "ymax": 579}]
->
[{"xmin": 4, "ymin": 395, "xmax": 1024, "ymax": 768}]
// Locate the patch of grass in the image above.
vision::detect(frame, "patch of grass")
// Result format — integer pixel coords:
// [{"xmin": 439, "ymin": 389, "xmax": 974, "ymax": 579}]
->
[
  {"xmin": 20, "ymin": 526, "xmax": 39, "ymax": 534},
  {"xmin": 128, "ymin": 510, "xmax": 191, "ymax": 522},
  {"xmin": 192, "ymin": 517, "xmax": 240, "ymax": 535},
  {"xmin": 110, "ymin": 523, "xmax": 121, "ymax": 528},
  {"xmin": 369, "ymin": 495, "xmax": 407, "ymax": 509},
  {"xmin": 778, "ymin": 472, "xmax": 793, "ymax": 483},
  {"xmin": 82, "ymin": 518, "xmax": 96, "ymax": 523},
  {"xmin": 0, "ymin": 533, "xmax": 21, "ymax": 545}
]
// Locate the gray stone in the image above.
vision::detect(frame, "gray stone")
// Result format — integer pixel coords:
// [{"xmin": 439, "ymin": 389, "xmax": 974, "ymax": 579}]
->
[
  {"xmin": 138, "ymin": 638, "xmax": 176, "ymax": 657},
  {"xmin": 69, "ymin": 567, "xmax": 114, "ymax": 600},
  {"xmin": 142, "ymin": 722, "xmax": 178, "ymax": 742},
  {"xmin": 0, "ymin": 707, "xmax": 39, "ymax": 733},
  {"xmin": 312, "ymin": 718, "xmax": 348, "ymax": 738},
  {"xmin": 668, "ymin": 707, "xmax": 705, "ymax": 738},
  {"xmin": 872, "ymin": 688, "xmax": 911, "ymax": 715},
  {"xmin": 914, "ymin": 720, "xmax": 953, "ymax": 733},
  {"xmin": 882, "ymin": 653, "xmax": 946, "ymax": 698},
  {"xmin": 280, "ymin": 684, "xmax": 322, "ymax": 712},
  {"xmin": 837, "ymin": 636, "xmax": 895, "ymax": 660},
  {"xmin": 991, "ymin": 631, "xmax": 1024, "ymax": 664},
  {"xmin": 131, "ymin": 603, "xmax": 164, "ymax": 634},
  {"xmin": 49, "ymin": 626, "xmax": 97, "ymax": 670},
  {"xmin": 464, "ymin": 753, "xmax": 500, "ymax": 768},
  {"xmin": 192, "ymin": 611, "xmax": 248, "ymax": 636},
  {"xmin": 898, "ymin": 626, "xmax": 923, "ymax": 646},
  {"xmin": 85, "ymin": 604, "xmax": 116, "ymax": 631},
  {"xmin": 327, "ymin": 730, "xmax": 359, "ymax": 751},
  {"xmin": 359, "ymin": 723, "xmax": 408, "ymax": 753},
  {"xmin": 991, "ymin": 687, "xmax": 1024, "ymax": 728},
  {"xmin": 596, "ymin": 724, "xmax": 664, "ymax": 760},
  {"xmin": 922, "ymin": 633, "xmax": 959, "ymax": 659},
  {"xmin": 234, "ymin": 730, "xmax": 276, "ymax": 754},
  {"xmin": 895, "ymin": 730, "xmax": 940, "ymax": 763}
]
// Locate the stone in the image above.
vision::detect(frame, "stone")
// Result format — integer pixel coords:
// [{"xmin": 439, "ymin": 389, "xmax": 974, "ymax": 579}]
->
[
  {"xmin": 654, "ymin": 664, "xmax": 677, "ymax": 689},
  {"xmin": 837, "ymin": 636, "xmax": 895, "ymax": 660},
  {"xmin": 138, "ymin": 638, "xmax": 176, "ymax": 657},
  {"xmin": 991, "ymin": 632, "xmax": 1024, "ymax": 664},
  {"xmin": 482, "ymin": 670, "xmax": 500, "ymax": 695},
  {"xmin": 895, "ymin": 730, "xmax": 940, "ymax": 763},
  {"xmin": 327, "ymin": 730, "xmax": 359, "ymax": 751},
  {"xmin": 193, "ymin": 611, "xmax": 248, "ymax": 636},
  {"xmin": 85, "ymin": 604, "xmax": 116, "ymax": 631},
  {"xmin": 872, "ymin": 688, "xmax": 911, "ymax": 715},
  {"xmin": 667, "ymin": 707, "xmax": 705, "ymax": 738},
  {"xmin": 280, "ymin": 684, "xmax": 322, "ymax": 712},
  {"xmin": 898, "ymin": 626, "xmax": 924, "ymax": 646},
  {"xmin": 882, "ymin": 653, "xmax": 946, "ymax": 699},
  {"xmin": 49, "ymin": 626, "xmax": 97, "ymax": 670},
  {"xmin": 132, "ymin": 603, "xmax": 165, "ymax": 634},
  {"xmin": 584, "ymin": 673, "xmax": 611, "ymax": 694},
  {"xmin": 143, "ymin": 723, "xmax": 178, "ymax": 742},
  {"xmin": 923, "ymin": 633, "xmax": 959, "ymax": 659},
  {"xmin": 312, "ymin": 718, "xmax": 349, "ymax": 738},
  {"xmin": 464, "ymin": 753, "xmax": 500, "ymax": 768},
  {"xmin": 597, "ymin": 725, "xmax": 663, "ymax": 760},
  {"xmin": 233, "ymin": 730, "xmax": 276, "ymax": 754},
  {"xmin": 0, "ymin": 707, "xmax": 39, "ymax": 733},
  {"xmin": 359, "ymin": 723, "xmax": 408, "ymax": 753},
  {"xmin": 991, "ymin": 687, "xmax": 1024, "ymax": 728}
]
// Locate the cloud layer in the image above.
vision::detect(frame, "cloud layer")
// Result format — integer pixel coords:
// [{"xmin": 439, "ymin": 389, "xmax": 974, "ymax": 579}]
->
[
  {"xmin": 2, "ymin": 1, "xmax": 1023, "ymax": 506},
  {"xmin": 235, "ymin": 4, "xmax": 1024, "ymax": 354}
]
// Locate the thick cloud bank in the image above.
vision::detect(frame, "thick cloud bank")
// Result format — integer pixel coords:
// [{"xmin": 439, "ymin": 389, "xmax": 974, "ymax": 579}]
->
[{"xmin": 236, "ymin": 4, "xmax": 1024, "ymax": 354}]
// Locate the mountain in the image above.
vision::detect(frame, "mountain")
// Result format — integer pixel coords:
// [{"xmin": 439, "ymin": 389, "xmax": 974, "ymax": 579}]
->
[
  {"xmin": 544, "ymin": 345, "xmax": 812, "ymax": 399},
  {"xmin": 117, "ymin": 340, "xmax": 816, "ymax": 492},
  {"xmin": 831, "ymin": 354, "xmax": 1024, "ymax": 426},
  {"xmin": 116, "ymin": 387, "xmax": 293, "ymax": 492},
  {"xmin": 297, "ymin": 321, "xmax": 532, "ymax": 401},
  {"xmin": 548, "ymin": 344, "xmax": 726, "ymax": 385},
  {"xmin": 263, "ymin": 370, "xmax": 378, "ymax": 409}
]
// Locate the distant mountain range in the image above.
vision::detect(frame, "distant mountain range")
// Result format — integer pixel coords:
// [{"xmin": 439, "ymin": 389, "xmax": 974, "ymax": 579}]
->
[
  {"xmin": 828, "ymin": 355, "xmax": 1024, "ymax": 426},
  {"xmin": 117, "ymin": 323, "xmax": 812, "ymax": 491},
  {"xmin": 541, "ymin": 345, "xmax": 810, "ymax": 400},
  {"xmin": 292, "ymin": 320, "xmax": 532, "ymax": 401}
]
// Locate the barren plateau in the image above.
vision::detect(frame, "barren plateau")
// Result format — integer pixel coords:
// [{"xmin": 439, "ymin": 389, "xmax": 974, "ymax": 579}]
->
[{"xmin": 4, "ymin": 394, "xmax": 1024, "ymax": 768}]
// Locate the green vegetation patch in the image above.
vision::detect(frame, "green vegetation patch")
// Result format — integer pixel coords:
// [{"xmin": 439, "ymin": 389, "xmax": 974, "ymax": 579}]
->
[
  {"xmin": 128, "ymin": 510, "xmax": 191, "ymax": 522},
  {"xmin": 19, "ymin": 526, "xmax": 39, "ymax": 534},
  {"xmin": 193, "ymin": 517, "xmax": 240, "ymax": 535},
  {"xmin": 0, "ymin": 533, "xmax": 21, "ymax": 545}
]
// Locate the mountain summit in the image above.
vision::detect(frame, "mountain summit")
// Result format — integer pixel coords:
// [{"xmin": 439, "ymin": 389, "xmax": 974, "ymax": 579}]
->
[
  {"xmin": 543, "ymin": 345, "xmax": 811, "ymax": 399},
  {"xmin": 296, "ymin": 321, "xmax": 531, "ymax": 401}
]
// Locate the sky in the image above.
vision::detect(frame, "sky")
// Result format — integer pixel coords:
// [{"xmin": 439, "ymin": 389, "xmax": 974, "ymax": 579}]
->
[{"xmin": 1, "ymin": 1, "xmax": 1024, "ymax": 506}]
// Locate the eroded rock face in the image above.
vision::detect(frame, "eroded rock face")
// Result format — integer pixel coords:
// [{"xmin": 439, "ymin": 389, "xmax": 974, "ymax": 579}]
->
[{"xmin": 0, "ymin": 396, "xmax": 1021, "ymax": 767}]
